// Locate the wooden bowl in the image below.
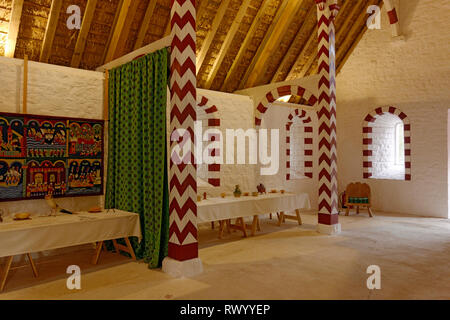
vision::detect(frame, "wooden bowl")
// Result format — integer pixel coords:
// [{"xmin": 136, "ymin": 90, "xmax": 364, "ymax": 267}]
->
[
  {"xmin": 88, "ymin": 206, "xmax": 102, "ymax": 213},
  {"xmin": 270, "ymin": 189, "xmax": 277, "ymax": 193},
  {"xmin": 280, "ymin": 190, "xmax": 285, "ymax": 194},
  {"xmin": 220, "ymin": 193, "xmax": 226, "ymax": 198},
  {"xmin": 243, "ymin": 192, "xmax": 249, "ymax": 196},
  {"xmin": 252, "ymin": 192, "xmax": 259, "ymax": 197}
]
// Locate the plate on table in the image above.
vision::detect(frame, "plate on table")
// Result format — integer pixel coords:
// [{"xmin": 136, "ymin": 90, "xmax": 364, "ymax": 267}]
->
[
  {"xmin": 14, "ymin": 213, "xmax": 32, "ymax": 221},
  {"xmin": 88, "ymin": 206, "xmax": 103, "ymax": 213}
]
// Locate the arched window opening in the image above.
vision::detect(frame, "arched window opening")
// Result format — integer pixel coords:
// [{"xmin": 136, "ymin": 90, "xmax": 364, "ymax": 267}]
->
[{"xmin": 363, "ymin": 107, "xmax": 411, "ymax": 181}]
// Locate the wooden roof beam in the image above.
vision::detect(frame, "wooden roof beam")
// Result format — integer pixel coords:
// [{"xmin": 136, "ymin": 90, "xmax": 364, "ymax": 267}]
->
[
  {"xmin": 337, "ymin": 0, "xmax": 383, "ymax": 74},
  {"xmin": 308, "ymin": 0, "xmax": 365, "ymax": 76},
  {"xmin": 103, "ymin": 0, "xmax": 135, "ymax": 64},
  {"xmin": 204, "ymin": 0, "xmax": 252, "ymax": 89},
  {"xmin": 5, "ymin": 0, "xmax": 24, "ymax": 58},
  {"xmin": 134, "ymin": 0, "xmax": 158, "ymax": 50},
  {"xmin": 40, "ymin": 0, "xmax": 63, "ymax": 63},
  {"xmin": 196, "ymin": 0, "xmax": 232, "ymax": 74},
  {"xmin": 220, "ymin": 0, "xmax": 272, "ymax": 92},
  {"xmin": 285, "ymin": 24, "xmax": 317, "ymax": 80},
  {"xmin": 271, "ymin": 2, "xmax": 316, "ymax": 83},
  {"xmin": 239, "ymin": 0, "xmax": 305, "ymax": 89},
  {"xmin": 71, "ymin": 0, "xmax": 98, "ymax": 68}
]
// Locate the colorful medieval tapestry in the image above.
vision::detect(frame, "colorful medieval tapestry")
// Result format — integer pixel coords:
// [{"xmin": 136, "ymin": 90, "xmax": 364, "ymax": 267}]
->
[
  {"xmin": 0, "ymin": 113, "xmax": 104, "ymax": 201},
  {"xmin": 105, "ymin": 48, "xmax": 170, "ymax": 268}
]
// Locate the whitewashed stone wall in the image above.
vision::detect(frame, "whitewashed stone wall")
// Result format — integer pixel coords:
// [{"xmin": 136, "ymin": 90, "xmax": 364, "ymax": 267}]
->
[
  {"xmin": 290, "ymin": 120, "xmax": 307, "ymax": 180},
  {"xmin": 0, "ymin": 56, "xmax": 104, "ymax": 218},
  {"xmin": 197, "ymin": 89, "xmax": 257, "ymax": 197},
  {"xmin": 337, "ymin": 0, "xmax": 450, "ymax": 218},
  {"xmin": 260, "ymin": 102, "xmax": 318, "ymax": 210}
]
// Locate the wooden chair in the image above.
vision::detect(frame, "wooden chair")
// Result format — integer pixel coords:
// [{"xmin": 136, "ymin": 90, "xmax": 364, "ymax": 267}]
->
[{"xmin": 344, "ymin": 182, "xmax": 374, "ymax": 217}]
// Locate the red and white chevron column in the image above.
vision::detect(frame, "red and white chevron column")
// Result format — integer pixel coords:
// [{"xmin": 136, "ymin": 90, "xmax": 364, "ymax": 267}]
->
[
  {"xmin": 383, "ymin": 0, "xmax": 401, "ymax": 37},
  {"xmin": 163, "ymin": 0, "xmax": 202, "ymax": 276},
  {"xmin": 316, "ymin": 0, "xmax": 340, "ymax": 234}
]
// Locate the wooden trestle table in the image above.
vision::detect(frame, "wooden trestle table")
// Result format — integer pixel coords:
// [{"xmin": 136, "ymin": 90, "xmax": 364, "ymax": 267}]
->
[
  {"xmin": 197, "ymin": 193, "xmax": 311, "ymax": 238},
  {"xmin": 0, "ymin": 209, "xmax": 141, "ymax": 292}
]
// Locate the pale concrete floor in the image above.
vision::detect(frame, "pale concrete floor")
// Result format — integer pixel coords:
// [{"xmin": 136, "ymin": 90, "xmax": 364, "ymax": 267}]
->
[{"xmin": 1, "ymin": 211, "xmax": 449, "ymax": 300}]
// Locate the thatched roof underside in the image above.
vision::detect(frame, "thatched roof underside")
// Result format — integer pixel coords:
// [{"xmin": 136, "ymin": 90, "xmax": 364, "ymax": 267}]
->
[{"xmin": 0, "ymin": 0, "xmax": 381, "ymax": 95}]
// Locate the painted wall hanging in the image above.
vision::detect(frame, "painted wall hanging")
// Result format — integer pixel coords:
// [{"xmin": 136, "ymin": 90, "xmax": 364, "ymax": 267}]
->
[{"xmin": 0, "ymin": 112, "xmax": 104, "ymax": 202}]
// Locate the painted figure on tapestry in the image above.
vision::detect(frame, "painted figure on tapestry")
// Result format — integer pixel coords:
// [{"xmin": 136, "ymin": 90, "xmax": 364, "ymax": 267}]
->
[
  {"xmin": 26, "ymin": 160, "xmax": 67, "ymax": 198},
  {"xmin": 67, "ymin": 159, "xmax": 102, "ymax": 195},
  {"xmin": 26, "ymin": 119, "xmax": 67, "ymax": 158},
  {"xmin": 0, "ymin": 160, "xmax": 25, "ymax": 200},
  {"xmin": 68, "ymin": 122, "xmax": 102, "ymax": 158},
  {"xmin": 0, "ymin": 112, "xmax": 103, "ymax": 201},
  {"xmin": 0, "ymin": 116, "xmax": 25, "ymax": 158}
]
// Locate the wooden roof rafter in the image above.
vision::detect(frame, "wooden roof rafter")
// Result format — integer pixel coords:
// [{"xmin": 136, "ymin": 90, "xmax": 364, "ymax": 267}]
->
[
  {"xmin": 271, "ymin": 1, "xmax": 316, "ymax": 83},
  {"xmin": 102, "ymin": 0, "xmax": 134, "ymax": 64},
  {"xmin": 308, "ymin": 0, "xmax": 366, "ymax": 75},
  {"xmin": 40, "ymin": 0, "xmax": 63, "ymax": 63},
  {"xmin": 220, "ymin": 0, "xmax": 273, "ymax": 92},
  {"xmin": 196, "ymin": 0, "xmax": 232, "ymax": 74},
  {"xmin": 203, "ymin": 0, "xmax": 252, "ymax": 89},
  {"xmin": 71, "ymin": 0, "xmax": 98, "ymax": 68},
  {"xmin": 337, "ymin": 0, "xmax": 383, "ymax": 74},
  {"xmin": 239, "ymin": 0, "xmax": 306, "ymax": 90},
  {"xmin": 134, "ymin": 0, "xmax": 158, "ymax": 50},
  {"xmin": 4, "ymin": 0, "xmax": 24, "ymax": 58}
]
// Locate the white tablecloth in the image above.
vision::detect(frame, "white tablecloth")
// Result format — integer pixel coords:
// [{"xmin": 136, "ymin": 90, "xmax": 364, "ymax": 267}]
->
[
  {"xmin": 197, "ymin": 193, "xmax": 311, "ymax": 223},
  {"xmin": 0, "ymin": 209, "xmax": 142, "ymax": 258}
]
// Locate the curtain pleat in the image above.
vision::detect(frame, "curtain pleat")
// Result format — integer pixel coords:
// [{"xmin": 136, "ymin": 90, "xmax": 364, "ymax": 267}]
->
[{"xmin": 105, "ymin": 48, "xmax": 169, "ymax": 268}]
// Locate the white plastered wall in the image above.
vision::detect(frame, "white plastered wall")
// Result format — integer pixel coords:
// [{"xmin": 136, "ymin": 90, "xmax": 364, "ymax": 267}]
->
[
  {"xmin": 0, "ymin": 57, "xmax": 105, "ymax": 262},
  {"xmin": 196, "ymin": 88, "xmax": 257, "ymax": 197},
  {"xmin": 259, "ymin": 103, "xmax": 319, "ymax": 210},
  {"xmin": 336, "ymin": 0, "xmax": 450, "ymax": 218}
]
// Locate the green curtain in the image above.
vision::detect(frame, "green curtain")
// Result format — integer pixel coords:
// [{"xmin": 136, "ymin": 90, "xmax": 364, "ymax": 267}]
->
[{"xmin": 105, "ymin": 48, "xmax": 170, "ymax": 268}]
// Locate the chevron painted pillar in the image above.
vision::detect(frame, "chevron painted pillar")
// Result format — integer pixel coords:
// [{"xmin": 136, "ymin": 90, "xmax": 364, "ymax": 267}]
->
[
  {"xmin": 162, "ymin": 0, "xmax": 203, "ymax": 277},
  {"xmin": 316, "ymin": 0, "xmax": 341, "ymax": 235},
  {"xmin": 383, "ymin": 0, "xmax": 401, "ymax": 37}
]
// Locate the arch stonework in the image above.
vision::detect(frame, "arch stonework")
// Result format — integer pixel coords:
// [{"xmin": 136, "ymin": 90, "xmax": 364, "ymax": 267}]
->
[
  {"xmin": 254, "ymin": 85, "xmax": 318, "ymax": 127},
  {"xmin": 363, "ymin": 106, "xmax": 411, "ymax": 181},
  {"xmin": 286, "ymin": 109, "xmax": 313, "ymax": 180},
  {"xmin": 197, "ymin": 95, "xmax": 221, "ymax": 187}
]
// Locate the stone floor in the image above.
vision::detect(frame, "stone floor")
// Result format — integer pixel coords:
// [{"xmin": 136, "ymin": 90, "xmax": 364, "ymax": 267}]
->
[{"xmin": 0, "ymin": 211, "xmax": 449, "ymax": 300}]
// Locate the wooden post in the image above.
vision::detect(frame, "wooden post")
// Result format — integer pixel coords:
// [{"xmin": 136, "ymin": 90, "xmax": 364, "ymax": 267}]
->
[
  {"xmin": 23, "ymin": 54, "xmax": 28, "ymax": 114},
  {"xmin": 104, "ymin": 70, "xmax": 109, "ymax": 121}
]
